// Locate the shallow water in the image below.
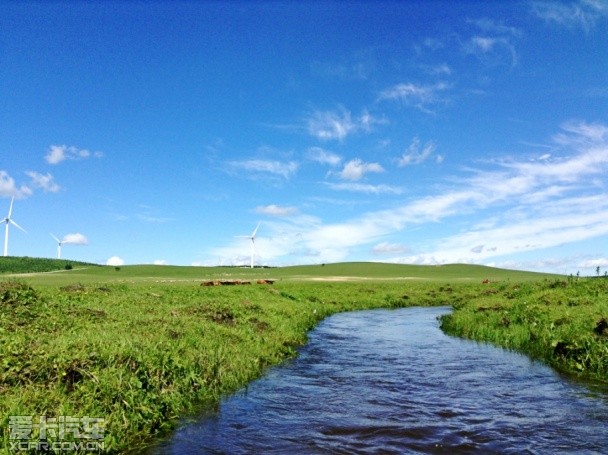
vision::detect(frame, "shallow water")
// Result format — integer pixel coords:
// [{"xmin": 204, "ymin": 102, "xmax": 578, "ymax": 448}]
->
[{"xmin": 147, "ymin": 307, "xmax": 608, "ymax": 454}]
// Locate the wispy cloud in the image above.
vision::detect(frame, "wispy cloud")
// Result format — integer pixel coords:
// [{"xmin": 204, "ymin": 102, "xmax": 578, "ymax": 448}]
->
[
  {"xmin": 423, "ymin": 63, "xmax": 452, "ymax": 75},
  {"xmin": 306, "ymin": 147, "xmax": 342, "ymax": 166},
  {"xmin": 378, "ymin": 82, "xmax": 450, "ymax": 113},
  {"xmin": 62, "ymin": 233, "xmax": 89, "ymax": 245},
  {"xmin": 255, "ymin": 204, "xmax": 299, "ymax": 217},
  {"xmin": 532, "ymin": 0, "xmax": 608, "ymax": 31},
  {"xmin": 45, "ymin": 145, "xmax": 103, "ymax": 165},
  {"xmin": 464, "ymin": 36, "xmax": 518, "ymax": 67},
  {"xmin": 25, "ymin": 171, "xmax": 60, "ymax": 193},
  {"xmin": 470, "ymin": 18, "xmax": 522, "ymax": 37},
  {"xmin": 336, "ymin": 159, "xmax": 384, "ymax": 181},
  {"xmin": 0, "ymin": 171, "xmax": 33, "ymax": 198},
  {"xmin": 306, "ymin": 107, "xmax": 384, "ymax": 141},
  {"xmin": 228, "ymin": 159, "xmax": 299, "ymax": 180},
  {"xmin": 413, "ymin": 37, "xmax": 444, "ymax": 54},
  {"xmin": 325, "ymin": 182, "xmax": 403, "ymax": 195},
  {"xmin": 412, "ymin": 193, "xmax": 608, "ymax": 265},
  {"xmin": 397, "ymin": 137, "xmax": 438, "ymax": 166},
  {"xmin": 268, "ymin": 122, "xmax": 608, "ymax": 267},
  {"xmin": 463, "ymin": 18, "xmax": 521, "ymax": 67},
  {"xmin": 208, "ymin": 122, "xmax": 608, "ymax": 270}
]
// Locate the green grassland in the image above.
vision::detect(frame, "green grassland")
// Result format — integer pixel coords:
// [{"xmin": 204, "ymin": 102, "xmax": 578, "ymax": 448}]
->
[
  {"xmin": 2, "ymin": 259, "xmax": 555, "ymax": 287},
  {"xmin": 0, "ymin": 258, "xmax": 606, "ymax": 453},
  {"xmin": 0, "ymin": 256, "xmax": 98, "ymax": 275}
]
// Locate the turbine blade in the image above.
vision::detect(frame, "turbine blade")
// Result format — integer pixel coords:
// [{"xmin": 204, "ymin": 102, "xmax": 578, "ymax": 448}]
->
[
  {"xmin": 50, "ymin": 233, "xmax": 61, "ymax": 243},
  {"xmin": 7, "ymin": 197, "xmax": 14, "ymax": 218},
  {"xmin": 251, "ymin": 222, "xmax": 260, "ymax": 238},
  {"xmin": 10, "ymin": 219, "xmax": 26, "ymax": 233}
]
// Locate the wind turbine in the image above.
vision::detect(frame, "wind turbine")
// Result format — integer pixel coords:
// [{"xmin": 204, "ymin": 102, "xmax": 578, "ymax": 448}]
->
[
  {"xmin": 237, "ymin": 222, "xmax": 260, "ymax": 268},
  {"xmin": 50, "ymin": 233, "xmax": 65, "ymax": 259},
  {"xmin": 3, "ymin": 197, "xmax": 26, "ymax": 257}
]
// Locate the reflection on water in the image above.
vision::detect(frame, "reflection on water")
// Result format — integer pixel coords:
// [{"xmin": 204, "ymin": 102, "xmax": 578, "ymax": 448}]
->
[{"xmin": 147, "ymin": 307, "xmax": 608, "ymax": 454}]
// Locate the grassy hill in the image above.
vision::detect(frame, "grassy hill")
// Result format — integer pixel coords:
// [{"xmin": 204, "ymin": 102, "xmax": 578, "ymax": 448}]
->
[
  {"xmin": 276, "ymin": 262, "xmax": 555, "ymax": 281},
  {"xmin": 0, "ymin": 258, "xmax": 557, "ymax": 287},
  {"xmin": 0, "ymin": 256, "xmax": 99, "ymax": 275}
]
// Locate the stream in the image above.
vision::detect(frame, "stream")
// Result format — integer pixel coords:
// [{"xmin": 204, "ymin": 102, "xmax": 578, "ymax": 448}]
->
[{"xmin": 147, "ymin": 306, "xmax": 608, "ymax": 454}]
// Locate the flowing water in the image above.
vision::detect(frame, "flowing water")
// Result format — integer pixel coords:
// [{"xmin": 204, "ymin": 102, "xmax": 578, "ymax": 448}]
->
[{"xmin": 147, "ymin": 307, "xmax": 608, "ymax": 454}]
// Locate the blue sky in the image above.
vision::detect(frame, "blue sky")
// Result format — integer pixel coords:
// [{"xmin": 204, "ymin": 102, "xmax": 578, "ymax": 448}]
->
[{"xmin": 1, "ymin": 0, "xmax": 607, "ymax": 274}]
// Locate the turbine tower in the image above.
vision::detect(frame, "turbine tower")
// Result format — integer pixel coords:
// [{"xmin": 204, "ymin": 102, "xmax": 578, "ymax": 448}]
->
[
  {"xmin": 237, "ymin": 222, "xmax": 260, "ymax": 269},
  {"xmin": 3, "ymin": 197, "xmax": 26, "ymax": 257},
  {"xmin": 50, "ymin": 233, "xmax": 65, "ymax": 259}
]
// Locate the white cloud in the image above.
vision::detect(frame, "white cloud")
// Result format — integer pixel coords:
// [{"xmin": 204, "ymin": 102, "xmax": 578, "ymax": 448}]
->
[
  {"xmin": 554, "ymin": 120, "xmax": 608, "ymax": 145},
  {"xmin": 106, "ymin": 256, "xmax": 124, "ymax": 266},
  {"xmin": 209, "ymin": 122, "xmax": 608, "ymax": 272},
  {"xmin": 337, "ymin": 159, "xmax": 384, "ymax": 181},
  {"xmin": 378, "ymin": 82, "xmax": 450, "ymax": 112},
  {"xmin": 153, "ymin": 259, "xmax": 168, "ymax": 265},
  {"xmin": 325, "ymin": 182, "xmax": 403, "ymax": 195},
  {"xmin": 25, "ymin": 171, "xmax": 60, "ymax": 193},
  {"xmin": 306, "ymin": 108, "xmax": 355, "ymax": 141},
  {"xmin": 532, "ymin": 0, "xmax": 608, "ymax": 31},
  {"xmin": 397, "ymin": 137, "xmax": 437, "ymax": 166},
  {"xmin": 358, "ymin": 109, "xmax": 386, "ymax": 132},
  {"xmin": 579, "ymin": 258, "xmax": 608, "ymax": 268},
  {"xmin": 306, "ymin": 147, "xmax": 342, "ymax": 166},
  {"xmin": 429, "ymin": 63, "xmax": 452, "ymax": 75},
  {"xmin": 229, "ymin": 159, "xmax": 299, "ymax": 179},
  {"xmin": 305, "ymin": 107, "xmax": 383, "ymax": 141},
  {"xmin": 62, "ymin": 233, "xmax": 89, "ymax": 245},
  {"xmin": 0, "ymin": 171, "xmax": 32, "ymax": 198},
  {"xmin": 471, "ymin": 36, "xmax": 498, "ymax": 52},
  {"xmin": 471, "ymin": 18, "xmax": 522, "ymax": 37},
  {"xmin": 255, "ymin": 204, "xmax": 299, "ymax": 217},
  {"xmin": 464, "ymin": 36, "xmax": 518, "ymax": 67},
  {"xmin": 45, "ymin": 145, "xmax": 103, "ymax": 165},
  {"xmin": 463, "ymin": 18, "xmax": 521, "ymax": 67},
  {"xmin": 414, "ymin": 194, "xmax": 608, "ymax": 265}
]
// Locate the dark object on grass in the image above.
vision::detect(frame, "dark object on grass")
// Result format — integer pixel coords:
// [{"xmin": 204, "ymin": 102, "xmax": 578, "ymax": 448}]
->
[{"xmin": 593, "ymin": 318, "xmax": 608, "ymax": 336}]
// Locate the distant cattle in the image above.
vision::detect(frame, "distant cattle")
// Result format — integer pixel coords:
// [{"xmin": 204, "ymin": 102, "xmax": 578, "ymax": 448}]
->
[{"xmin": 201, "ymin": 280, "xmax": 255, "ymax": 286}]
